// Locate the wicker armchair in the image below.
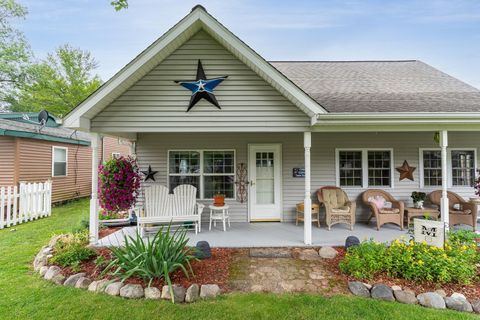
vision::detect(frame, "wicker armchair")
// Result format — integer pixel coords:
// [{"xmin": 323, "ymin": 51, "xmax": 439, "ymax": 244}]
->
[
  {"xmin": 428, "ymin": 190, "xmax": 477, "ymax": 231},
  {"xmin": 362, "ymin": 189, "xmax": 404, "ymax": 230},
  {"xmin": 317, "ymin": 186, "xmax": 356, "ymax": 230}
]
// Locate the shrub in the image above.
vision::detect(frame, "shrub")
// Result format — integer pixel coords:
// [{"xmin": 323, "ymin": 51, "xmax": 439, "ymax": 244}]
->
[
  {"xmin": 98, "ymin": 156, "xmax": 141, "ymax": 214},
  {"xmin": 340, "ymin": 232, "xmax": 479, "ymax": 284},
  {"xmin": 50, "ymin": 230, "xmax": 96, "ymax": 268},
  {"xmin": 104, "ymin": 225, "xmax": 197, "ymax": 303}
]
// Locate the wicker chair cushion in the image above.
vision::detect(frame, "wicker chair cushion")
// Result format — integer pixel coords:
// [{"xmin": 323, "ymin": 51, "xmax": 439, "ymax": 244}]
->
[
  {"xmin": 379, "ymin": 208, "xmax": 400, "ymax": 214},
  {"xmin": 331, "ymin": 207, "xmax": 351, "ymax": 214},
  {"xmin": 451, "ymin": 209, "xmax": 472, "ymax": 215},
  {"xmin": 322, "ymin": 189, "xmax": 347, "ymax": 208},
  {"xmin": 368, "ymin": 196, "xmax": 386, "ymax": 210}
]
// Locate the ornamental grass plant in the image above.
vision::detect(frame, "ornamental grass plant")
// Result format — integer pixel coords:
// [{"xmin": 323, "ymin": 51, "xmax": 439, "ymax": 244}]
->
[
  {"xmin": 340, "ymin": 230, "xmax": 480, "ymax": 284},
  {"xmin": 103, "ymin": 225, "xmax": 197, "ymax": 302}
]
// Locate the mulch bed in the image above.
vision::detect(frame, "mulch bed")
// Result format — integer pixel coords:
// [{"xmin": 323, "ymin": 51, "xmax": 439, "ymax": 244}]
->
[
  {"xmin": 60, "ymin": 247, "xmax": 236, "ymax": 291},
  {"xmin": 322, "ymin": 247, "xmax": 480, "ymax": 300}
]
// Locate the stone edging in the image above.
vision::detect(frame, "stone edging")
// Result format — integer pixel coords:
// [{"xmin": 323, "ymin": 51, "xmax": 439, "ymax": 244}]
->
[
  {"xmin": 348, "ymin": 281, "xmax": 480, "ymax": 314},
  {"xmin": 33, "ymin": 241, "xmax": 221, "ymax": 303}
]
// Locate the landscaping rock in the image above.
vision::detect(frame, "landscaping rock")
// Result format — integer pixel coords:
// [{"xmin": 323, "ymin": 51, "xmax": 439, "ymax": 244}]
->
[
  {"xmin": 296, "ymin": 248, "xmax": 320, "ymax": 260},
  {"xmin": 445, "ymin": 295, "xmax": 473, "ymax": 312},
  {"xmin": 417, "ymin": 292, "xmax": 446, "ymax": 309},
  {"xmin": 348, "ymin": 281, "xmax": 370, "ymax": 298},
  {"xmin": 63, "ymin": 273, "xmax": 86, "ymax": 287},
  {"xmin": 48, "ymin": 235, "xmax": 64, "ymax": 247},
  {"xmin": 371, "ymin": 284, "xmax": 395, "ymax": 302},
  {"xmin": 391, "ymin": 285, "xmax": 402, "ymax": 291},
  {"xmin": 345, "ymin": 236, "xmax": 360, "ymax": 249},
  {"xmin": 434, "ymin": 289, "xmax": 447, "ymax": 298},
  {"xmin": 451, "ymin": 292, "xmax": 467, "ymax": 300},
  {"xmin": 362, "ymin": 283, "xmax": 372, "ymax": 290},
  {"xmin": 144, "ymin": 287, "xmax": 161, "ymax": 300},
  {"xmin": 44, "ymin": 266, "xmax": 61, "ymax": 280},
  {"xmin": 185, "ymin": 284, "xmax": 200, "ymax": 303},
  {"xmin": 394, "ymin": 290, "xmax": 418, "ymax": 304},
  {"xmin": 51, "ymin": 274, "xmax": 66, "ymax": 285},
  {"xmin": 200, "ymin": 284, "xmax": 221, "ymax": 299},
  {"xmin": 318, "ymin": 246, "xmax": 337, "ymax": 259},
  {"xmin": 39, "ymin": 266, "xmax": 49, "ymax": 277},
  {"xmin": 87, "ymin": 279, "xmax": 109, "ymax": 293},
  {"xmin": 105, "ymin": 282, "xmax": 124, "ymax": 296},
  {"xmin": 120, "ymin": 284, "xmax": 144, "ymax": 299},
  {"xmin": 161, "ymin": 285, "xmax": 186, "ymax": 303},
  {"xmin": 194, "ymin": 241, "xmax": 211, "ymax": 259},
  {"xmin": 471, "ymin": 299, "xmax": 480, "ymax": 313},
  {"xmin": 75, "ymin": 277, "xmax": 92, "ymax": 289},
  {"xmin": 33, "ymin": 248, "xmax": 49, "ymax": 271}
]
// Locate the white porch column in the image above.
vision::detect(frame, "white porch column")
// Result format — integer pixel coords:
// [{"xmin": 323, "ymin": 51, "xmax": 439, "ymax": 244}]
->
[
  {"xmin": 89, "ymin": 133, "xmax": 101, "ymax": 244},
  {"xmin": 304, "ymin": 132, "xmax": 312, "ymax": 245},
  {"xmin": 440, "ymin": 130, "xmax": 449, "ymax": 230}
]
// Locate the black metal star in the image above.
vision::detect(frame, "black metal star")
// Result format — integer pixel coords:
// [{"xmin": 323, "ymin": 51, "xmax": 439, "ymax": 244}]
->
[
  {"xmin": 141, "ymin": 165, "xmax": 158, "ymax": 182},
  {"xmin": 175, "ymin": 60, "xmax": 227, "ymax": 112}
]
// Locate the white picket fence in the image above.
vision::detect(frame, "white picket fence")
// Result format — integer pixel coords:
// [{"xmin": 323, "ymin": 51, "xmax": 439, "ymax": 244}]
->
[{"xmin": 0, "ymin": 181, "xmax": 52, "ymax": 229}]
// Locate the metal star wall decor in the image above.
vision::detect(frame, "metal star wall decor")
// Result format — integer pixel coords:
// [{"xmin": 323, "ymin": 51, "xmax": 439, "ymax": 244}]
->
[
  {"xmin": 396, "ymin": 160, "xmax": 416, "ymax": 181},
  {"xmin": 175, "ymin": 60, "xmax": 228, "ymax": 112},
  {"xmin": 141, "ymin": 165, "xmax": 158, "ymax": 182}
]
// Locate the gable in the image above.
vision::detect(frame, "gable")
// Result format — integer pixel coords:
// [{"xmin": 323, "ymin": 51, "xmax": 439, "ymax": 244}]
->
[{"xmin": 91, "ymin": 31, "xmax": 311, "ymax": 132}]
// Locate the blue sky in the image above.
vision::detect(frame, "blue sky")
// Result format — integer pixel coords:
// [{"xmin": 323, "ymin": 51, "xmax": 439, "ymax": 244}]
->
[{"xmin": 20, "ymin": 0, "xmax": 480, "ymax": 88}]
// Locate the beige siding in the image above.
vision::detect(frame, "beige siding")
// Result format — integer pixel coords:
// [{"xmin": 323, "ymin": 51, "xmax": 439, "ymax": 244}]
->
[
  {"xmin": 17, "ymin": 139, "xmax": 91, "ymax": 203},
  {"xmin": 92, "ymin": 31, "xmax": 310, "ymax": 132},
  {"xmin": 0, "ymin": 136, "xmax": 16, "ymax": 186},
  {"xmin": 136, "ymin": 132, "xmax": 480, "ymax": 223},
  {"xmin": 102, "ymin": 136, "xmax": 132, "ymax": 161}
]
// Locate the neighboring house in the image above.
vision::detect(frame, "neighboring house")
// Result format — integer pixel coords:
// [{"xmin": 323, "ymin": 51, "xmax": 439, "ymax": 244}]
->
[
  {"xmin": 0, "ymin": 112, "xmax": 131, "ymax": 203},
  {"xmin": 63, "ymin": 6, "xmax": 480, "ymax": 244}
]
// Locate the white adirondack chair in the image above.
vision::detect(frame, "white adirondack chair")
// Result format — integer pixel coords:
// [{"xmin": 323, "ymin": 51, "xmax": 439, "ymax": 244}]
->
[{"xmin": 136, "ymin": 184, "xmax": 204, "ymax": 236}]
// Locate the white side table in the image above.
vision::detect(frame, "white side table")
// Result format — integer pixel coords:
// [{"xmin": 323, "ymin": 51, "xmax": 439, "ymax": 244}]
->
[{"xmin": 209, "ymin": 204, "xmax": 231, "ymax": 231}]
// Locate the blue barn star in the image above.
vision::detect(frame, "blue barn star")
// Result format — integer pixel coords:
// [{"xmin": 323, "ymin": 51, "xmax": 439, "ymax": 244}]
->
[{"xmin": 175, "ymin": 60, "xmax": 227, "ymax": 112}]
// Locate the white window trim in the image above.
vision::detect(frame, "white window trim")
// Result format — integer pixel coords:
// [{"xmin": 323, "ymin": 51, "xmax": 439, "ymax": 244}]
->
[
  {"xmin": 112, "ymin": 152, "xmax": 121, "ymax": 159},
  {"xmin": 335, "ymin": 148, "xmax": 394, "ymax": 189},
  {"xmin": 167, "ymin": 149, "xmax": 236, "ymax": 200},
  {"xmin": 52, "ymin": 146, "xmax": 68, "ymax": 177},
  {"xmin": 420, "ymin": 148, "xmax": 477, "ymax": 188}
]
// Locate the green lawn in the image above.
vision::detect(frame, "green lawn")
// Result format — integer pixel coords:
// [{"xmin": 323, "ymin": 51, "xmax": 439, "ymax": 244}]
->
[{"xmin": 0, "ymin": 199, "xmax": 476, "ymax": 320}]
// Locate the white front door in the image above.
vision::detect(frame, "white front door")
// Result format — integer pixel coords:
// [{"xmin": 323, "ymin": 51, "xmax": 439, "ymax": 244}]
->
[{"xmin": 248, "ymin": 144, "xmax": 282, "ymax": 221}]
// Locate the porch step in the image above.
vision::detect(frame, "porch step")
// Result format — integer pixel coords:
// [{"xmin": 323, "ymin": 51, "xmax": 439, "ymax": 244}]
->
[{"xmin": 249, "ymin": 248, "xmax": 292, "ymax": 258}]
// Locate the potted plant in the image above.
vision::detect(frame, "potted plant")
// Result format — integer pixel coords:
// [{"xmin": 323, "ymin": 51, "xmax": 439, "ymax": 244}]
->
[
  {"xmin": 411, "ymin": 191, "xmax": 426, "ymax": 209},
  {"xmin": 213, "ymin": 193, "xmax": 225, "ymax": 207},
  {"xmin": 98, "ymin": 156, "xmax": 141, "ymax": 227}
]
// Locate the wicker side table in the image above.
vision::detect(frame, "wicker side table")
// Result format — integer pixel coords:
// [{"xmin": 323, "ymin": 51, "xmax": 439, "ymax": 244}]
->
[
  {"xmin": 296, "ymin": 203, "xmax": 320, "ymax": 227},
  {"xmin": 405, "ymin": 207, "xmax": 440, "ymax": 225}
]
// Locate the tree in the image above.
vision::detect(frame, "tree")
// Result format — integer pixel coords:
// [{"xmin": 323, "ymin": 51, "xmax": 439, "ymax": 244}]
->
[
  {"xmin": 111, "ymin": 0, "xmax": 128, "ymax": 11},
  {"xmin": 0, "ymin": 0, "xmax": 32, "ymax": 108},
  {"xmin": 8, "ymin": 44, "xmax": 102, "ymax": 117}
]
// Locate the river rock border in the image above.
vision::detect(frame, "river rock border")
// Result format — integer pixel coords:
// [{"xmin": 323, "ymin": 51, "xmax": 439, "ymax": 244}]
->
[
  {"xmin": 33, "ymin": 242, "xmax": 222, "ymax": 303},
  {"xmin": 348, "ymin": 281, "xmax": 480, "ymax": 314}
]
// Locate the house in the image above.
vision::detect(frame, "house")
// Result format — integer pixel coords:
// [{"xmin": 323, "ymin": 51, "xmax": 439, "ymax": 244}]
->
[
  {"xmin": 0, "ymin": 112, "xmax": 132, "ymax": 203},
  {"xmin": 63, "ymin": 6, "xmax": 480, "ymax": 245}
]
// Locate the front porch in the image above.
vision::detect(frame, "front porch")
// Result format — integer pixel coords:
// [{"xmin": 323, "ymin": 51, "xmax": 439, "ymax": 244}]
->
[{"xmin": 99, "ymin": 222, "xmax": 409, "ymax": 247}]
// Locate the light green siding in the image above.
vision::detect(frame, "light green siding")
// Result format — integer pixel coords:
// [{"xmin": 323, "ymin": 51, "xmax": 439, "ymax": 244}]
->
[
  {"xmin": 91, "ymin": 31, "xmax": 310, "ymax": 132},
  {"xmin": 137, "ymin": 132, "xmax": 480, "ymax": 223}
]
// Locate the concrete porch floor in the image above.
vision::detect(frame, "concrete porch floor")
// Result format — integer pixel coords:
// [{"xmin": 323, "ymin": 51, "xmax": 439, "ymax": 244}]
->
[{"xmin": 98, "ymin": 221, "xmax": 412, "ymax": 247}]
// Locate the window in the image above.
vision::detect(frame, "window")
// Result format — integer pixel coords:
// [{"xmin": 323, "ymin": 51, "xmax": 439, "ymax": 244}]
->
[
  {"xmin": 420, "ymin": 149, "xmax": 476, "ymax": 187},
  {"xmin": 421, "ymin": 150, "xmax": 442, "ymax": 186},
  {"xmin": 168, "ymin": 150, "xmax": 235, "ymax": 199},
  {"xmin": 337, "ymin": 149, "xmax": 393, "ymax": 188},
  {"xmin": 112, "ymin": 152, "xmax": 121, "ymax": 159},
  {"xmin": 451, "ymin": 150, "xmax": 475, "ymax": 186},
  {"xmin": 52, "ymin": 147, "xmax": 67, "ymax": 177}
]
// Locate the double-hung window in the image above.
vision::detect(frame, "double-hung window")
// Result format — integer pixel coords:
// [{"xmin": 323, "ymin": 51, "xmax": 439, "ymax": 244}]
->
[
  {"xmin": 168, "ymin": 150, "xmax": 235, "ymax": 199},
  {"xmin": 52, "ymin": 146, "xmax": 68, "ymax": 177},
  {"xmin": 337, "ymin": 149, "xmax": 393, "ymax": 188},
  {"xmin": 420, "ymin": 149, "xmax": 476, "ymax": 187}
]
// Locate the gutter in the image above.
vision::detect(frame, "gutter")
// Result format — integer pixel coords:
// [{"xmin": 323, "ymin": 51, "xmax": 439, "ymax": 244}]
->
[{"xmin": 0, "ymin": 129, "xmax": 90, "ymax": 146}]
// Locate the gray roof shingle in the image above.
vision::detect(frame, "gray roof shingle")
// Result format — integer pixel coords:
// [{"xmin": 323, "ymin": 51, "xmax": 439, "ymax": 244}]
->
[{"xmin": 270, "ymin": 60, "xmax": 480, "ymax": 113}]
